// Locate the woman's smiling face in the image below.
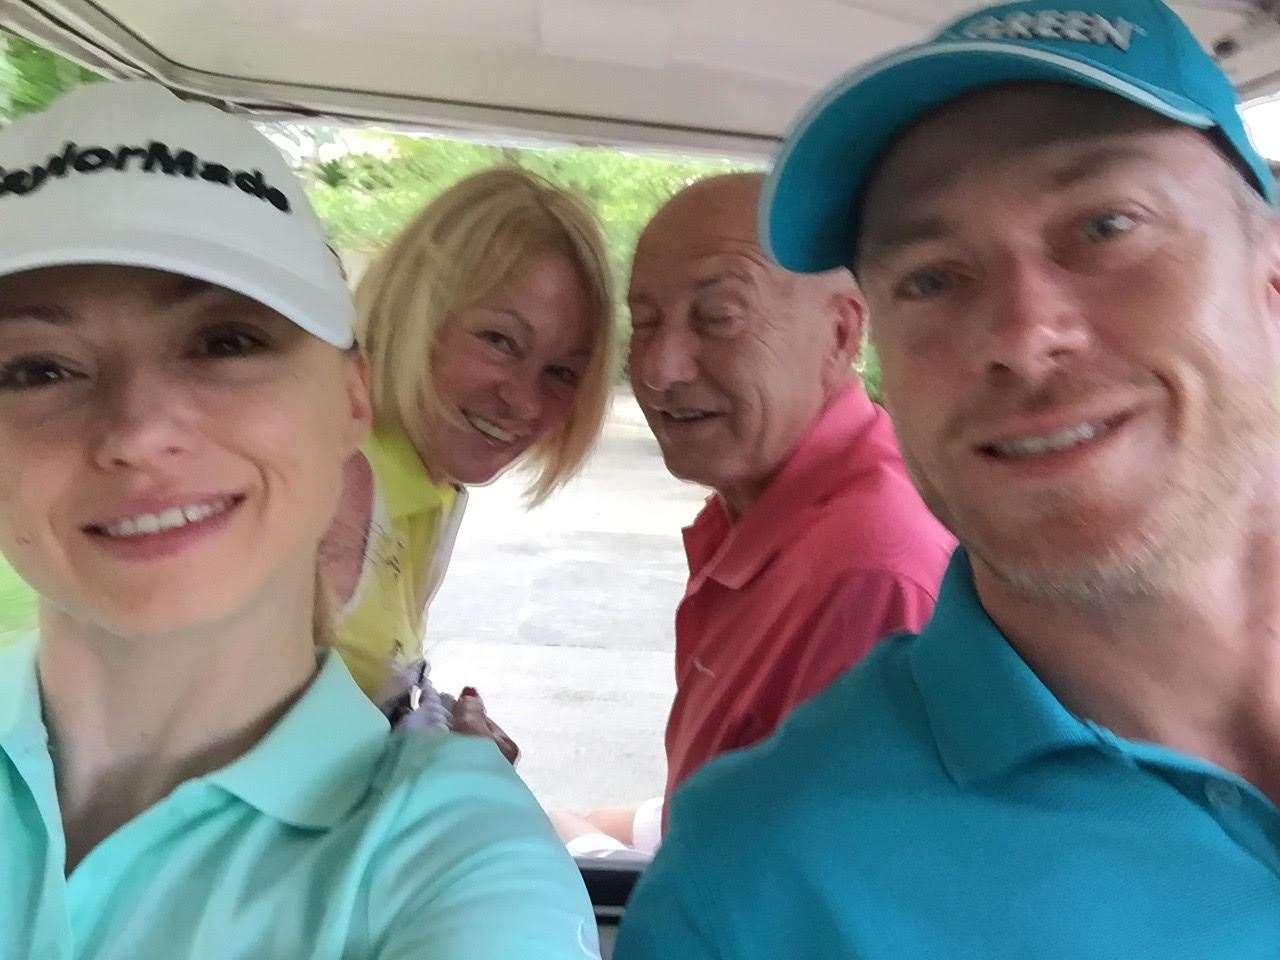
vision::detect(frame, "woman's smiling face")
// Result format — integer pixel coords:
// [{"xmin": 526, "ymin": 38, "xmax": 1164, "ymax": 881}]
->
[
  {"xmin": 422, "ymin": 251, "xmax": 593, "ymax": 486},
  {"xmin": 0, "ymin": 264, "xmax": 370, "ymax": 637}
]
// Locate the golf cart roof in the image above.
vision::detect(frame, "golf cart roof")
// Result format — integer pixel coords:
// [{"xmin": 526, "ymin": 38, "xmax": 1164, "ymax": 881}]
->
[{"xmin": 7, "ymin": 1, "xmax": 1280, "ymax": 156}]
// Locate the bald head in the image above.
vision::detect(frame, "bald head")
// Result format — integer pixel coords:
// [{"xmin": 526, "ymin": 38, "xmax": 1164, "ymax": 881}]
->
[
  {"xmin": 627, "ymin": 172, "xmax": 865, "ymax": 515},
  {"xmin": 638, "ymin": 172, "xmax": 764, "ymax": 259},
  {"xmin": 634, "ymin": 172, "xmax": 856, "ymax": 317}
]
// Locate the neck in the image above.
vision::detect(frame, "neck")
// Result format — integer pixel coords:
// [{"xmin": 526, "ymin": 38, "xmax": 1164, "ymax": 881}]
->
[
  {"xmin": 39, "ymin": 575, "xmax": 318, "ymax": 870},
  {"xmin": 973, "ymin": 479, "xmax": 1280, "ymax": 802},
  {"xmin": 716, "ymin": 382, "xmax": 856, "ymax": 519},
  {"xmin": 404, "ymin": 418, "xmax": 456, "ymax": 488}
]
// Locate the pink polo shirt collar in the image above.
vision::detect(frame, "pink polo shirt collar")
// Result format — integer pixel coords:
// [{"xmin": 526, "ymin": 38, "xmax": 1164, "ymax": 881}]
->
[{"xmin": 684, "ymin": 384, "xmax": 894, "ymax": 592}]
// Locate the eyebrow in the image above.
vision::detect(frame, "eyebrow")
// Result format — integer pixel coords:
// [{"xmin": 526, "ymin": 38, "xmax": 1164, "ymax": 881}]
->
[
  {"xmin": 0, "ymin": 303, "xmax": 76, "ymax": 326},
  {"xmin": 488, "ymin": 308, "xmax": 534, "ymax": 340},
  {"xmin": 1049, "ymin": 145, "xmax": 1158, "ymax": 189},
  {"xmin": 695, "ymin": 269, "xmax": 756, "ymax": 291},
  {"xmin": 858, "ymin": 216, "xmax": 953, "ymax": 271},
  {"xmin": 0, "ymin": 276, "xmax": 251, "ymax": 331},
  {"xmin": 155, "ymin": 276, "xmax": 230, "ymax": 309},
  {"xmin": 860, "ymin": 144, "xmax": 1160, "ymax": 270}
]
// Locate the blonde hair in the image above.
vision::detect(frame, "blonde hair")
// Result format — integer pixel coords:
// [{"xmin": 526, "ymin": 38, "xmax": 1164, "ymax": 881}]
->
[{"xmin": 355, "ymin": 167, "xmax": 614, "ymax": 504}]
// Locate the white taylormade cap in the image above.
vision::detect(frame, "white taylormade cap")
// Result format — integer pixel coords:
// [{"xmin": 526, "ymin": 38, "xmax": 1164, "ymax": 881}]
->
[{"xmin": 0, "ymin": 81, "xmax": 354, "ymax": 348}]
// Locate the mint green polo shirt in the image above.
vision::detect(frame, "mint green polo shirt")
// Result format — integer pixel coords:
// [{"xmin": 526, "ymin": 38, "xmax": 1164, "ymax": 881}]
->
[
  {"xmin": 615, "ymin": 549, "xmax": 1280, "ymax": 960},
  {"xmin": 0, "ymin": 635, "xmax": 600, "ymax": 960}
]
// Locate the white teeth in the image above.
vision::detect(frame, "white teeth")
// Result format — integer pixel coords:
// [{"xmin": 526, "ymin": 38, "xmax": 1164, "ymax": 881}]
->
[
  {"xmin": 466, "ymin": 414, "xmax": 516, "ymax": 445},
  {"xmin": 101, "ymin": 497, "xmax": 234, "ymax": 539},
  {"xmin": 992, "ymin": 423, "xmax": 1102, "ymax": 458},
  {"xmin": 183, "ymin": 503, "xmax": 214, "ymax": 524}
]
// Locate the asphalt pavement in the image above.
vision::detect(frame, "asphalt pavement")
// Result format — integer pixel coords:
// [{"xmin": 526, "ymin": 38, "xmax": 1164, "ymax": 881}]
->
[{"xmin": 429, "ymin": 389, "xmax": 707, "ymax": 811}]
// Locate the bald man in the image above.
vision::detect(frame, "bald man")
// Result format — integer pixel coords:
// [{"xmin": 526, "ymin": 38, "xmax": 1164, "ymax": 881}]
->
[{"xmin": 628, "ymin": 173, "xmax": 953, "ymax": 825}]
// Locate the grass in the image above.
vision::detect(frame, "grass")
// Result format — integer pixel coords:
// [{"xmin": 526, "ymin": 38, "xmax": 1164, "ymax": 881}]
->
[{"xmin": 0, "ymin": 557, "xmax": 35, "ymax": 644}]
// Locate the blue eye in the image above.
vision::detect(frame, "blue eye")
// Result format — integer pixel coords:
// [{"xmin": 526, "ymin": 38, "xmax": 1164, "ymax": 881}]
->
[
  {"xmin": 1083, "ymin": 212, "xmax": 1139, "ymax": 242},
  {"xmin": 896, "ymin": 269, "xmax": 956, "ymax": 301},
  {"xmin": 0, "ymin": 357, "xmax": 79, "ymax": 391}
]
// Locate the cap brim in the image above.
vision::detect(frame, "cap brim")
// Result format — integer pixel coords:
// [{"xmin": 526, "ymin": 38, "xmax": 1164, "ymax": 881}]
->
[
  {"xmin": 0, "ymin": 225, "xmax": 355, "ymax": 348},
  {"xmin": 761, "ymin": 41, "xmax": 1214, "ymax": 274}
]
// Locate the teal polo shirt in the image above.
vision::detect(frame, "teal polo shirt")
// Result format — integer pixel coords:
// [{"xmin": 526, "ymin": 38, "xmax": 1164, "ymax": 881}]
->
[
  {"xmin": 615, "ymin": 550, "xmax": 1280, "ymax": 959},
  {"xmin": 0, "ymin": 635, "xmax": 600, "ymax": 960}
]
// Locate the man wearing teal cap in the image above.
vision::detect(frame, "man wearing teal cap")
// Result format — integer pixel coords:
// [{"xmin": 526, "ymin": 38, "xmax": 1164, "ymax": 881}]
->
[{"xmin": 615, "ymin": 1, "xmax": 1280, "ymax": 957}]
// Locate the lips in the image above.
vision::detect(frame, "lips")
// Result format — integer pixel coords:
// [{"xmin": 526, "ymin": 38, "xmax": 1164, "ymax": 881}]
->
[
  {"xmin": 650, "ymin": 403, "xmax": 726, "ymax": 428},
  {"xmin": 976, "ymin": 412, "xmax": 1131, "ymax": 461}
]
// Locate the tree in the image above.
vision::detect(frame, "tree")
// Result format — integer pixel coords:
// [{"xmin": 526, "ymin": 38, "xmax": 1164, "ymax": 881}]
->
[{"xmin": 0, "ymin": 34, "xmax": 99, "ymax": 122}]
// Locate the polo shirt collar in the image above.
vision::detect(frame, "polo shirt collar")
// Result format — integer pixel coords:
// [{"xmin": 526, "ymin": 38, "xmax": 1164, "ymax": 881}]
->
[
  {"xmin": 367, "ymin": 422, "xmax": 463, "ymax": 521},
  {"xmin": 1, "ymin": 637, "xmax": 388, "ymax": 831},
  {"xmin": 690, "ymin": 386, "xmax": 885, "ymax": 590},
  {"xmin": 0, "ymin": 633, "xmax": 45, "ymax": 753},
  {"xmin": 205, "ymin": 651, "xmax": 390, "ymax": 829},
  {"xmin": 910, "ymin": 550, "xmax": 1098, "ymax": 785}
]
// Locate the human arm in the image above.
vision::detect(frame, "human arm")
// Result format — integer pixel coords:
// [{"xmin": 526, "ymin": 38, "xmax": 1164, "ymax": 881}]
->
[{"xmin": 551, "ymin": 798, "xmax": 664, "ymax": 858}]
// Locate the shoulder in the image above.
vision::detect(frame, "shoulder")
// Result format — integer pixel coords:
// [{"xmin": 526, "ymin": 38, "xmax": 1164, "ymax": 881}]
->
[
  {"xmin": 361, "ymin": 732, "xmax": 598, "ymax": 958},
  {"xmin": 373, "ymin": 729, "xmax": 549, "ymax": 821},
  {"xmin": 673, "ymin": 633, "xmax": 939, "ymax": 844},
  {"xmin": 621, "ymin": 636, "xmax": 943, "ymax": 958},
  {"xmin": 801, "ymin": 460, "xmax": 954, "ymax": 583},
  {"xmin": 368, "ymin": 730, "xmax": 580, "ymax": 874}
]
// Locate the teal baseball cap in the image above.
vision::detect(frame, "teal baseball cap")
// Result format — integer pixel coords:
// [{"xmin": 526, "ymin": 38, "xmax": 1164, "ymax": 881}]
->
[{"xmin": 761, "ymin": 0, "xmax": 1277, "ymax": 274}]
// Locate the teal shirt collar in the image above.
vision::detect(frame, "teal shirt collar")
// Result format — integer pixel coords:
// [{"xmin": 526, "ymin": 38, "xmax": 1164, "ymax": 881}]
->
[
  {"xmin": 205, "ymin": 651, "xmax": 390, "ymax": 829},
  {"xmin": 0, "ymin": 633, "xmax": 45, "ymax": 752},
  {"xmin": 0, "ymin": 635, "xmax": 389, "ymax": 831},
  {"xmin": 909, "ymin": 549, "xmax": 1098, "ymax": 785}
]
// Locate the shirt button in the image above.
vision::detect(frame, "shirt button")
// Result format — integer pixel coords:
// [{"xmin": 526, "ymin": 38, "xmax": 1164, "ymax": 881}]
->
[{"xmin": 1204, "ymin": 779, "xmax": 1242, "ymax": 810}]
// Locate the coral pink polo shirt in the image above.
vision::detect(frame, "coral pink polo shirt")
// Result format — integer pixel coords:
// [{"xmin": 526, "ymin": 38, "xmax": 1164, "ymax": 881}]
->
[{"xmin": 664, "ymin": 385, "xmax": 955, "ymax": 806}]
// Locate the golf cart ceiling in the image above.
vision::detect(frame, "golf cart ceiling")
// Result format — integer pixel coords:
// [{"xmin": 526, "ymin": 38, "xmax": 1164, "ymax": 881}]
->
[{"xmin": 4, "ymin": 0, "xmax": 1280, "ymax": 155}]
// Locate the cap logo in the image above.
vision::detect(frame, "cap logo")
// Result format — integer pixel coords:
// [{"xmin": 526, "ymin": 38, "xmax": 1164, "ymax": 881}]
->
[
  {"xmin": 0, "ymin": 140, "xmax": 292, "ymax": 212},
  {"xmin": 960, "ymin": 11, "xmax": 1145, "ymax": 51}
]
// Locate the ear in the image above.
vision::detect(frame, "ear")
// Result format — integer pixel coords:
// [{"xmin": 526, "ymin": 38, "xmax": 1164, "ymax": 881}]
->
[
  {"xmin": 1266, "ymin": 213, "xmax": 1280, "ymax": 330},
  {"xmin": 822, "ymin": 282, "xmax": 868, "ymax": 390},
  {"xmin": 342, "ymin": 350, "xmax": 374, "ymax": 455}
]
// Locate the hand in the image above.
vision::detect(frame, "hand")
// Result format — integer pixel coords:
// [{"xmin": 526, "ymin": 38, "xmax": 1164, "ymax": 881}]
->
[{"xmin": 450, "ymin": 687, "xmax": 520, "ymax": 765}]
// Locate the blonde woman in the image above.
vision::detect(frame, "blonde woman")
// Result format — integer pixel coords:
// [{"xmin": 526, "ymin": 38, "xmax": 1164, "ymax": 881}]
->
[{"xmin": 321, "ymin": 168, "xmax": 614, "ymax": 737}]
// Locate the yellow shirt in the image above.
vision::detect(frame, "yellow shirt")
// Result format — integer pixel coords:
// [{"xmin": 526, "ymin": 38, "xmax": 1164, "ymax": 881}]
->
[{"xmin": 332, "ymin": 424, "xmax": 467, "ymax": 698}]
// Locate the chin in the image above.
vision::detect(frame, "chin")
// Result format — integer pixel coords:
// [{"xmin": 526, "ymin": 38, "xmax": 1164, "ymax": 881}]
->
[
  {"xmin": 455, "ymin": 450, "xmax": 528, "ymax": 487},
  {"xmin": 67, "ymin": 573, "xmax": 265, "ymax": 638},
  {"xmin": 973, "ymin": 516, "xmax": 1174, "ymax": 602}
]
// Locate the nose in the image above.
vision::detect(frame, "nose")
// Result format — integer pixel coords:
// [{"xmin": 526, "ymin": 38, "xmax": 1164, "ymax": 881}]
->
[
  {"xmin": 631, "ymin": 323, "xmax": 698, "ymax": 395},
  {"xmin": 975, "ymin": 255, "xmax": 1092, "ymax": 383},
  {"xmin": 91, "ymin": 367, "xmax": 195, "ymax": 471},
  {"xmin": 497, "ymin": 370, "xmax": 543, "ymax": 424}
]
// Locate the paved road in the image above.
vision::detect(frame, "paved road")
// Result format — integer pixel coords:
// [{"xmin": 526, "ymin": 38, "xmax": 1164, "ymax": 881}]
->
[{"xmin": 429, "ymin": 390, "xmax": 707, "ymax": 811}]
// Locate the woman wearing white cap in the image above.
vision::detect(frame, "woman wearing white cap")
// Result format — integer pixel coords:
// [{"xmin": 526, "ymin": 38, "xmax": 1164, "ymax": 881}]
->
[
  {"xmin": 320, "ymin": 168, "xmax": 614, "ymax": 749},
  {"xmin": 0, "ymin": 81, "xmax": 600, "ymax": 959}
]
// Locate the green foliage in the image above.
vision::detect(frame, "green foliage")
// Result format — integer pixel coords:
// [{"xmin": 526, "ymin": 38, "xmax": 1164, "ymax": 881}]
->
[
  {"xmin": 0, "ymin": 34, "xmax": 99, "ymax": 122},
  {"xmin": 312, "ymin": 158, "xmax": 350, "ymax": 188},
  {"xmin": 858, "ymin": 343, "xmax": 883, "ymax": 405},
  {"xmin": 0, "ymin": 559, "xmax": 34, "ymax": 644}
]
